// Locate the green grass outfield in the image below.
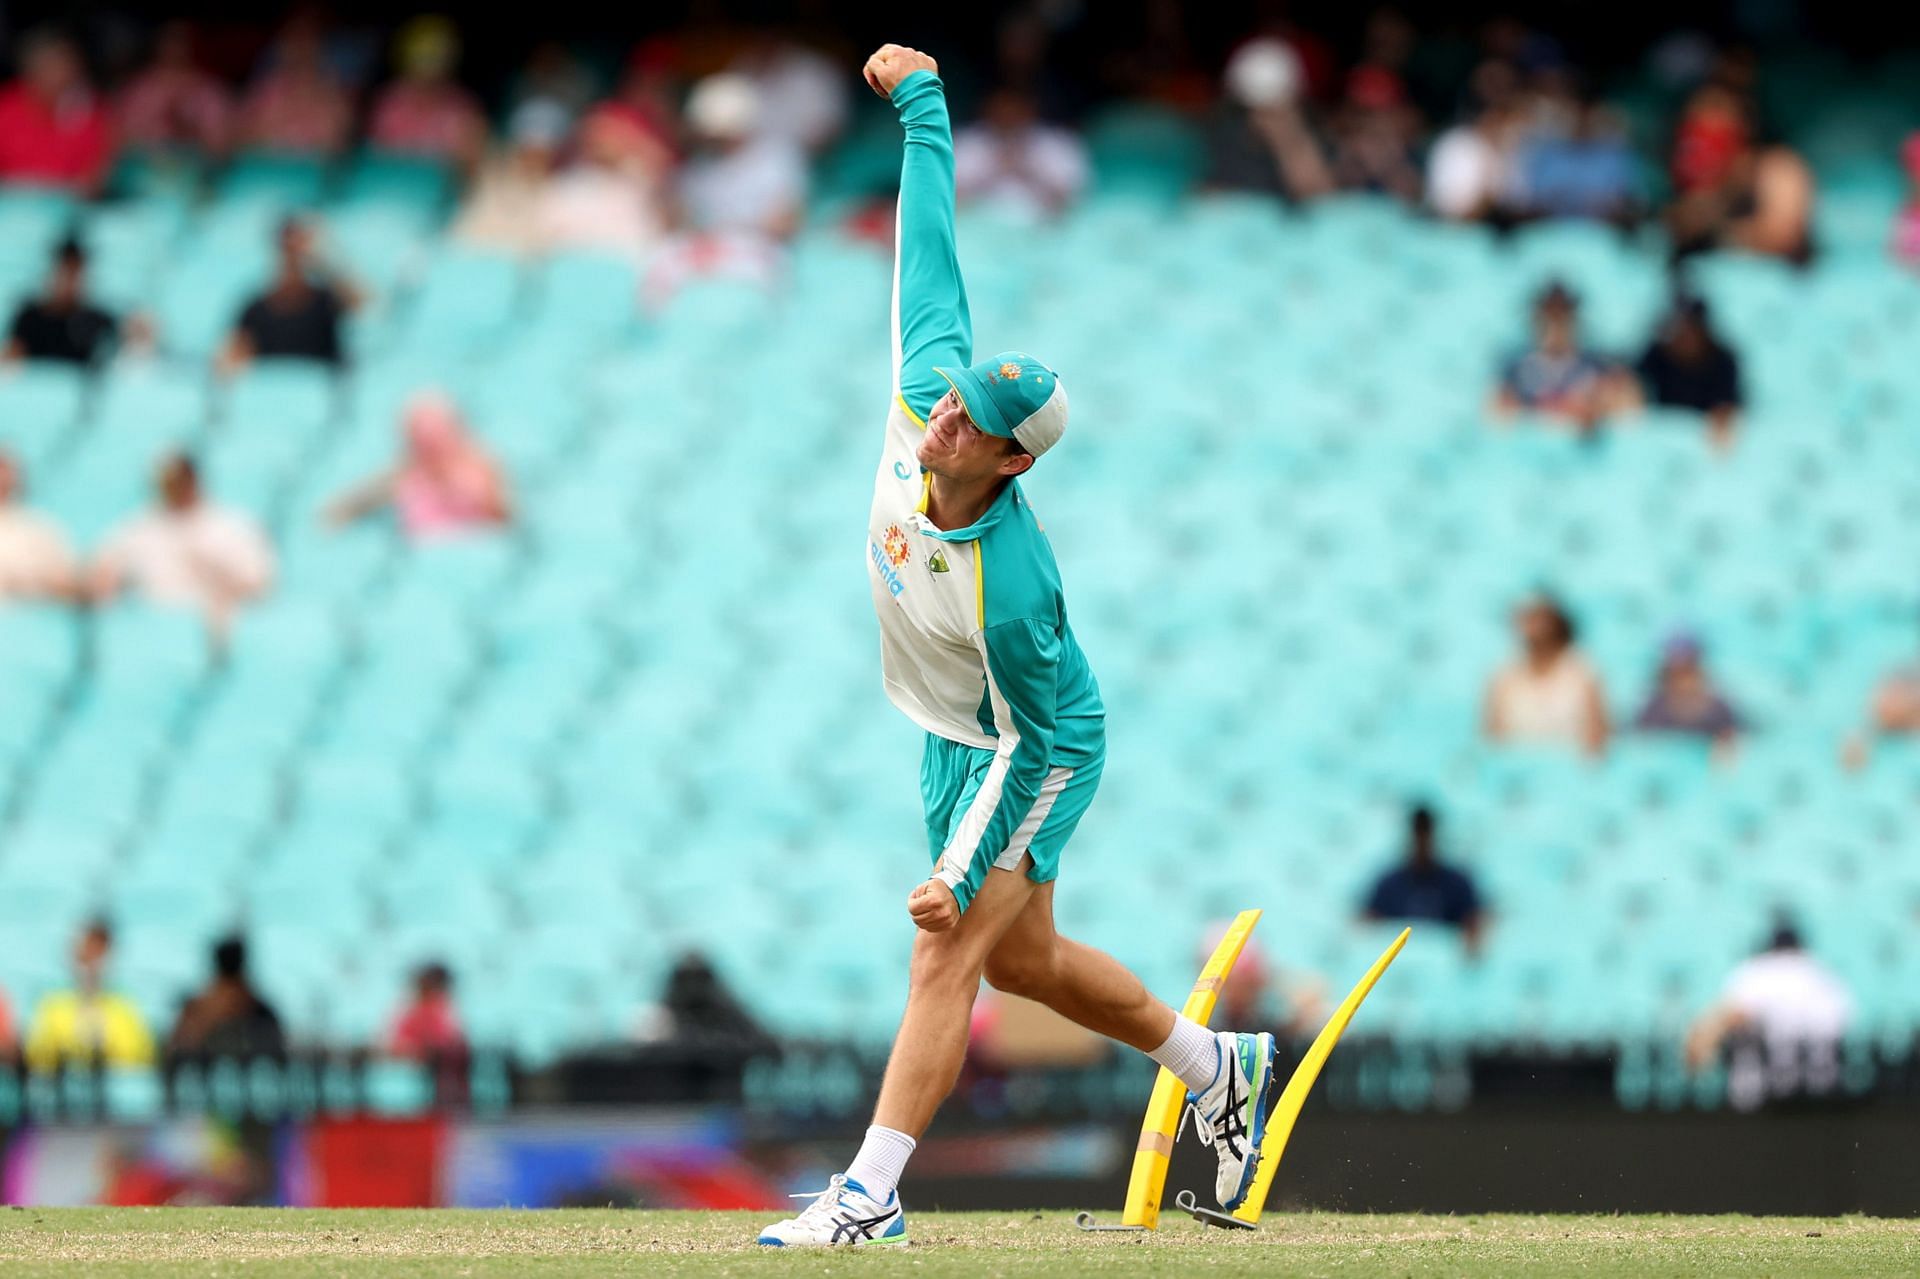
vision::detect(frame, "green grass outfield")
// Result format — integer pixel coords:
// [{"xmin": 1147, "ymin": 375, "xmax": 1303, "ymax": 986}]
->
[{"xmin": 1, "ymin": 1208, "xmax": 1916, "ymax": 1276}]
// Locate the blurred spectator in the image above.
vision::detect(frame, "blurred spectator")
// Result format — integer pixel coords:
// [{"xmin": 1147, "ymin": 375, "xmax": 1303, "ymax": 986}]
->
[
  {"xmin": 647, "ymin": 73, "xmax": 805, "ymax": 303},
  {"xmin": 1204, "ymin": 38, "xmax": 1333, "ymax": 202},
  {"xmin": 1686, "ymin": 919, "xmax": 1852, "ymax": 1109},
  {"xmin": 1197, "ymin": 921, "xmax": 1326, "ymax": 1037},
  {"xmin": 1892, "ymin": 133, "xmax": 1920, "ymax": 269},
  {"xmin": 508, "ymin": 41, "xmax": 599, "ymax": 122},
  {"xmin": 5, "ymin": 239, "xmax": 118, "ymax": 367},
  {"xmin": 1359, "ymin": 804, "xmax": 1487, "ymax": 954},
  {"xmin": 1669, "ymin": 82, "xmax": 1749, "ymax": 201},
  {"xmin": 0, "ymin": 28, "xmax": 114, "ymax": 193},
  {"xmin": 1629, "ymin": 295, "xmax": 1743, "ymax": 446},
  {"xmin": 1327, "ymin": 65, "xmax": 1422, "ymax": 201},
  {"xmin": 677, "ymin": 73, "xmax": 806, "ymax": 241},
  {"xmin": 1843, "ymin": 628, "xmax": 1920, "ymax": 768},
  {"xmin": 220, "ymin": 218, "xmax": 361, "ymax": 372},
  {"xmin": 115, "ymin": 21, "xmax": 235, "ymax": 158},
  {"xmin": 367, "ymin": 16, "xmax": 486, "ymax": 172},
  {"xmin": 1635, "ymin": 633, "xmax": 1743, "ymax": 746},
  {"xmin": 1484, "ymin": 594, "xmax": 1610, "ymax": 757},
  {"xmin": 455, "ymin": 101, "xmax": 569, "ymax": 255},
  {"xmin": 0, "ymin": 450, "xmax": 81, "ymax": 602},
  {"xmin": 1490, "ymin": 281, "xmax": 1614, "ymax": 430},
  {"xmin": 735, "ymin": 34, "xmax": 849, "ymax": 155},
  {"xmin": 169, "ymin": 936, "xmax": 285, "ymax": 1059},
  {"xmin": 1427, "ymin": 98, "xmax": 1517, "ymax": 223},
  {"xmin": 581, "ymin": 47, "xmax": 681, "ymax": 175},
  {"xmin": 0, "ymin": 985, "xmax": 15, "ymax": 1061},
  {"xmin": 634, "ymin": 953, "xmax": 776, "ymax": 1054},
  {"xmin": 1518, "ymin": 98, "xmax": 1637, "ymax": 225},
  {"xmin": 388, "ymin": 963, "xmax": 467, "ymax": 1060},
  {"xmin": 24, "ymin": 919, "xmax": 156, "ymax": 1073},
  {"xmin": 325, "ymin": 391, "xmax": 511, "ymax": 541},
  {"xmin": 91, "ymin": 452, "xmax": 275, "ymax": 631},
  {"xmin": 540, "ymin": 94, "xmax": 673, "ymax": 261},
  {"xmin": 1667, "ymin": 83, "xmax": 1814, "ymax": 265},
  {"xmin": 953, "ymin": 87, "xmax": 1089, "ymax": 219},
  {"xmin": 238, "ymin": 17, "xmax": 354, "ymax": 156}
]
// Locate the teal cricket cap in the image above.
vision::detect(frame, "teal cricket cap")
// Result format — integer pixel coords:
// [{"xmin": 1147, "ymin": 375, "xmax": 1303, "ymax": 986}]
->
[{"xmin": 932, "ymin": 352, "xmax": 1069, "ymax": 458}]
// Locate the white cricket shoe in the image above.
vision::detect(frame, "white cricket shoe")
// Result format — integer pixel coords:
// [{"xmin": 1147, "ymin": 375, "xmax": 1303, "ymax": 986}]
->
[
  {"xmin": 1187, "ymin": 1030, "xmax": 1276, "ymax": 1210},
  {"xmin": 756, "ymin": 1174, "xmax": 906, "ymax": 1247}
]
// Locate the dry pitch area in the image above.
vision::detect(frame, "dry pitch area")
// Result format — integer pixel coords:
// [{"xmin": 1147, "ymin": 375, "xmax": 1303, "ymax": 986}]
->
[{"xmin": 1, "ymin": 1208, "xmax": 1916, "ymax": 1276}]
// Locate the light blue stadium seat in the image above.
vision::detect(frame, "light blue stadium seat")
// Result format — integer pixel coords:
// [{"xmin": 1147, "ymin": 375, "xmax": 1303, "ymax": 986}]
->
[
  {"xmin": 94, "ymin": 363, "xmax": 212, "ymax": 454},
  {"xmin": 0, "ymin": 363, "xmax": 85, "ymax": 469},
  {"xmin": 218, "ymin": 152, "xmax": 331, "ymax": 207},
  {"xmin": 337, "ymin": 152, "xmax": 454, "ymax": 214},
  {"xmin": 399, "ymin": 249, "xmax": 523, "ymax": 354}
]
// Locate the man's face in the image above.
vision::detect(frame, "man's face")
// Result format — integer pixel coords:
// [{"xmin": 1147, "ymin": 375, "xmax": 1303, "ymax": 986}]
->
[
  {"xmin": 75, "ymin": 928, "xmax": 109, "ymax": 989},
  {"xmin": 1536, "ymin": 305, "xmax": 1576, "ymax": 355},
  {"xmin": 1517, "ymin": 605, "xmax": 1558, "ymax": 657},
  {"xmin": 49, "ymin": 258, "xmax": 84, "ymax": 307},
  {"xmin": 25, "ymin": 42, "xmax": 82, "ymax": 100},
  {"xmin": 917, "ymin": 390, "xmax": 1030, "ymax": 484},
  {"xmin": 159, "ymin": 459, "xmax": 199, "ymax": 511},
  {"xmin": 278, "ymin": 223, "xmax": 313, "ymax": 275},
  {"xmin": 1668, "ymin": 316, "xmax": 1709, "ymax": 361},
  {"xmin": 1664, "ymin": 655, "xmax": 1707, "ymax": 698}
]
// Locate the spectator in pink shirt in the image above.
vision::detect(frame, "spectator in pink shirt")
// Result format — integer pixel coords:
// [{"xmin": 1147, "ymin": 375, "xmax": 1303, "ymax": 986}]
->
[
  {"xmin": 0, "ymin": 984, "xmax": 16, "ymax": 1064},
  {"xmin": 324, "ymin": 391, "xmax": 511, "ymax": 542},
  {"xmin": 0, "ymin": 29, "xmax": 113, "ymax": 193},
  {"xmin": 1893, "ymin": 133, "xmax": 1920, "ymax": 270},
  {"xmin": 238, "ymin": 17, "xmax": 353, "ymax": 156},
  {"xmin": 387, "ymin": 963, "xmax": 469, "ymax": 1103},
  {"xmin": 367, "ymin": 17, "xmax": 486, "ymax": 173},
  {"xmin": 115, "ymin": 22, "xmax": 235, "ymax": 158}
]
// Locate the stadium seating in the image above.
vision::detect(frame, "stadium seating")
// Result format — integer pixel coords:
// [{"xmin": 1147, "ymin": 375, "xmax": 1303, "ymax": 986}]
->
[{"xmin": 1, "ymin": 105, "xmax": 1918, "ymax": 1065}]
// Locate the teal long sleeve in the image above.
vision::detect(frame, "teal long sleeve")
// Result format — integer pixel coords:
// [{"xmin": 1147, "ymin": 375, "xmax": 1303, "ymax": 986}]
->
[{"xmin": 889, "ymin": 70, "xmax": 972, "ymax": 422}]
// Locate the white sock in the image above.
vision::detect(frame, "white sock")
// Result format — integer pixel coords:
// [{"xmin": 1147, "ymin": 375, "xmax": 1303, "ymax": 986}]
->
[
  {"xmin": 845, "ymin": 1125, "xmax": 916, "ymax": 1203},
  {"xmin": 1148, "ymin": 1015, "xmax": 1222, "ymax": 1093}
]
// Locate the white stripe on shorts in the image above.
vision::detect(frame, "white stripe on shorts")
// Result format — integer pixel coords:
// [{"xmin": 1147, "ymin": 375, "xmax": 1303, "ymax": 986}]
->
[{"xmin": 996, "ymin": 766, "xmax": 1074, "ymax": 870}]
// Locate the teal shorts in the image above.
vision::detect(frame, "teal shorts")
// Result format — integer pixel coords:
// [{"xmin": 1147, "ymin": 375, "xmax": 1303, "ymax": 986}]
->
[{"xmin": 920, "ymin": 732, "xmax": 1104, "ymax": 911}]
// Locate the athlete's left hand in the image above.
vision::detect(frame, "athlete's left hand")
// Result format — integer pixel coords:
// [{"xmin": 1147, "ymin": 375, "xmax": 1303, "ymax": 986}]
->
[{"xmin": 907, "ymin": 879, "xmax": 959, "ymax": 932}]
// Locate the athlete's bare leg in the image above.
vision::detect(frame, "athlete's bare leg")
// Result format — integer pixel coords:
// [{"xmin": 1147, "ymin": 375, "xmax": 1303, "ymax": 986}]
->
[
  {"xmin": 870, "ymin": 863, "xmax": 1040, "ymax": 1137},
  {"xmin": 980, "ymin": 881, "xmax": 1177, "ymax": 1053}
]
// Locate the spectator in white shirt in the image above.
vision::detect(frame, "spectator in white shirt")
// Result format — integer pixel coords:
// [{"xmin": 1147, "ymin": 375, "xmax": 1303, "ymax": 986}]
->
[
  {"xmin": 954, "ymin": 87, "xmax": 1089, "ymax": 219},
  {"xmin": 677, "ymin": 72, "xmax": 806, "ymax": 241},
  {"xmin": 90, "ymin": 453, "xmax": 274, "ymax": 632},
  {"xmin": 1427, "ymin": 100, "xmax": 1518, "ymax": 222},
  {"xmin": 647, "ymin": 73, "xmax": 806, "ymax": 306},
  {"xmin": 1483, "ymin": 594, "xmax": 1611, "ymax": 757},
  {"xmin": 1686, "ymin": 920, "xmax": 1854, "ymax": 1110},
  {"xmin": 0, "ymin": 450, "xmax": 79, "ymax": 602}
]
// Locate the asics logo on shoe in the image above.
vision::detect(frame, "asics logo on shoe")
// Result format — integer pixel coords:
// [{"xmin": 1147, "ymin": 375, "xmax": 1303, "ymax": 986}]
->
[{"xmin": 830, "ymin": 1210, "xmax": 898, "ymax": 1244}]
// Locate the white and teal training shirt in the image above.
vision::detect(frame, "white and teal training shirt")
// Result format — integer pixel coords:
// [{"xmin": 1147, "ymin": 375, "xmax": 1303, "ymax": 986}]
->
[{"xmin": 868, "ymin": 71, "xmax": 1105, "ymax": 911}]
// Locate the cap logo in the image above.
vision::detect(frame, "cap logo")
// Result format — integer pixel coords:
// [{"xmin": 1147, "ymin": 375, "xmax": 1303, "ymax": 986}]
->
[{"xmin": 998, "ymin": 362, "xmax": 1021, "ymax": 381}]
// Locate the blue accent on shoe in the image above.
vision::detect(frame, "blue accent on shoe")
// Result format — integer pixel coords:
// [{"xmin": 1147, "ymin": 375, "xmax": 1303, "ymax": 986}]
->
[
  {"xmin": 756, "ymin": 1236, "xmax": 785, "ymax": 1247},
  {"xmin": 1221, "ymin": 1032, "xmax": 1276, "ymax": 1211}
]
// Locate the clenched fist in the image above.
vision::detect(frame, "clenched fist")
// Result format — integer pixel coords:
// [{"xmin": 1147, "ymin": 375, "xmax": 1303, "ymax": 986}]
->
[
  {"xmin": 907, "ymin": 878, "xmax": 959, "ymax": 932},
  {"xmin": 863, "ymin": 43, "xmax": 938, "ymax": 98}
]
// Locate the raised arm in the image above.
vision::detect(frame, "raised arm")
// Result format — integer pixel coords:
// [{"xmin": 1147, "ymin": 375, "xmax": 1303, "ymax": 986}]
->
[{"xmin": 866, "ymin": 45, "xmax": 972, "ymax": 423}]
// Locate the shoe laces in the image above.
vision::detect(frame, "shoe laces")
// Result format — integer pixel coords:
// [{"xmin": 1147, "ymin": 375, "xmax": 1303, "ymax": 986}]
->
[
  {"xmin": 786, "ymin": 1173, "xmax": 853, "ymax": 1225},
  {"xmin": 1185, "ymin": 1044, "xmax": 1249, "ymax": 1156}
]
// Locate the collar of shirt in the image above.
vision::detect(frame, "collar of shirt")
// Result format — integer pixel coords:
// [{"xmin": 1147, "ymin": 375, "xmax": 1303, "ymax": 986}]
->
[{"xmin": 913, "ymin": 479, "xmax": 1021, "ymax": 544}]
